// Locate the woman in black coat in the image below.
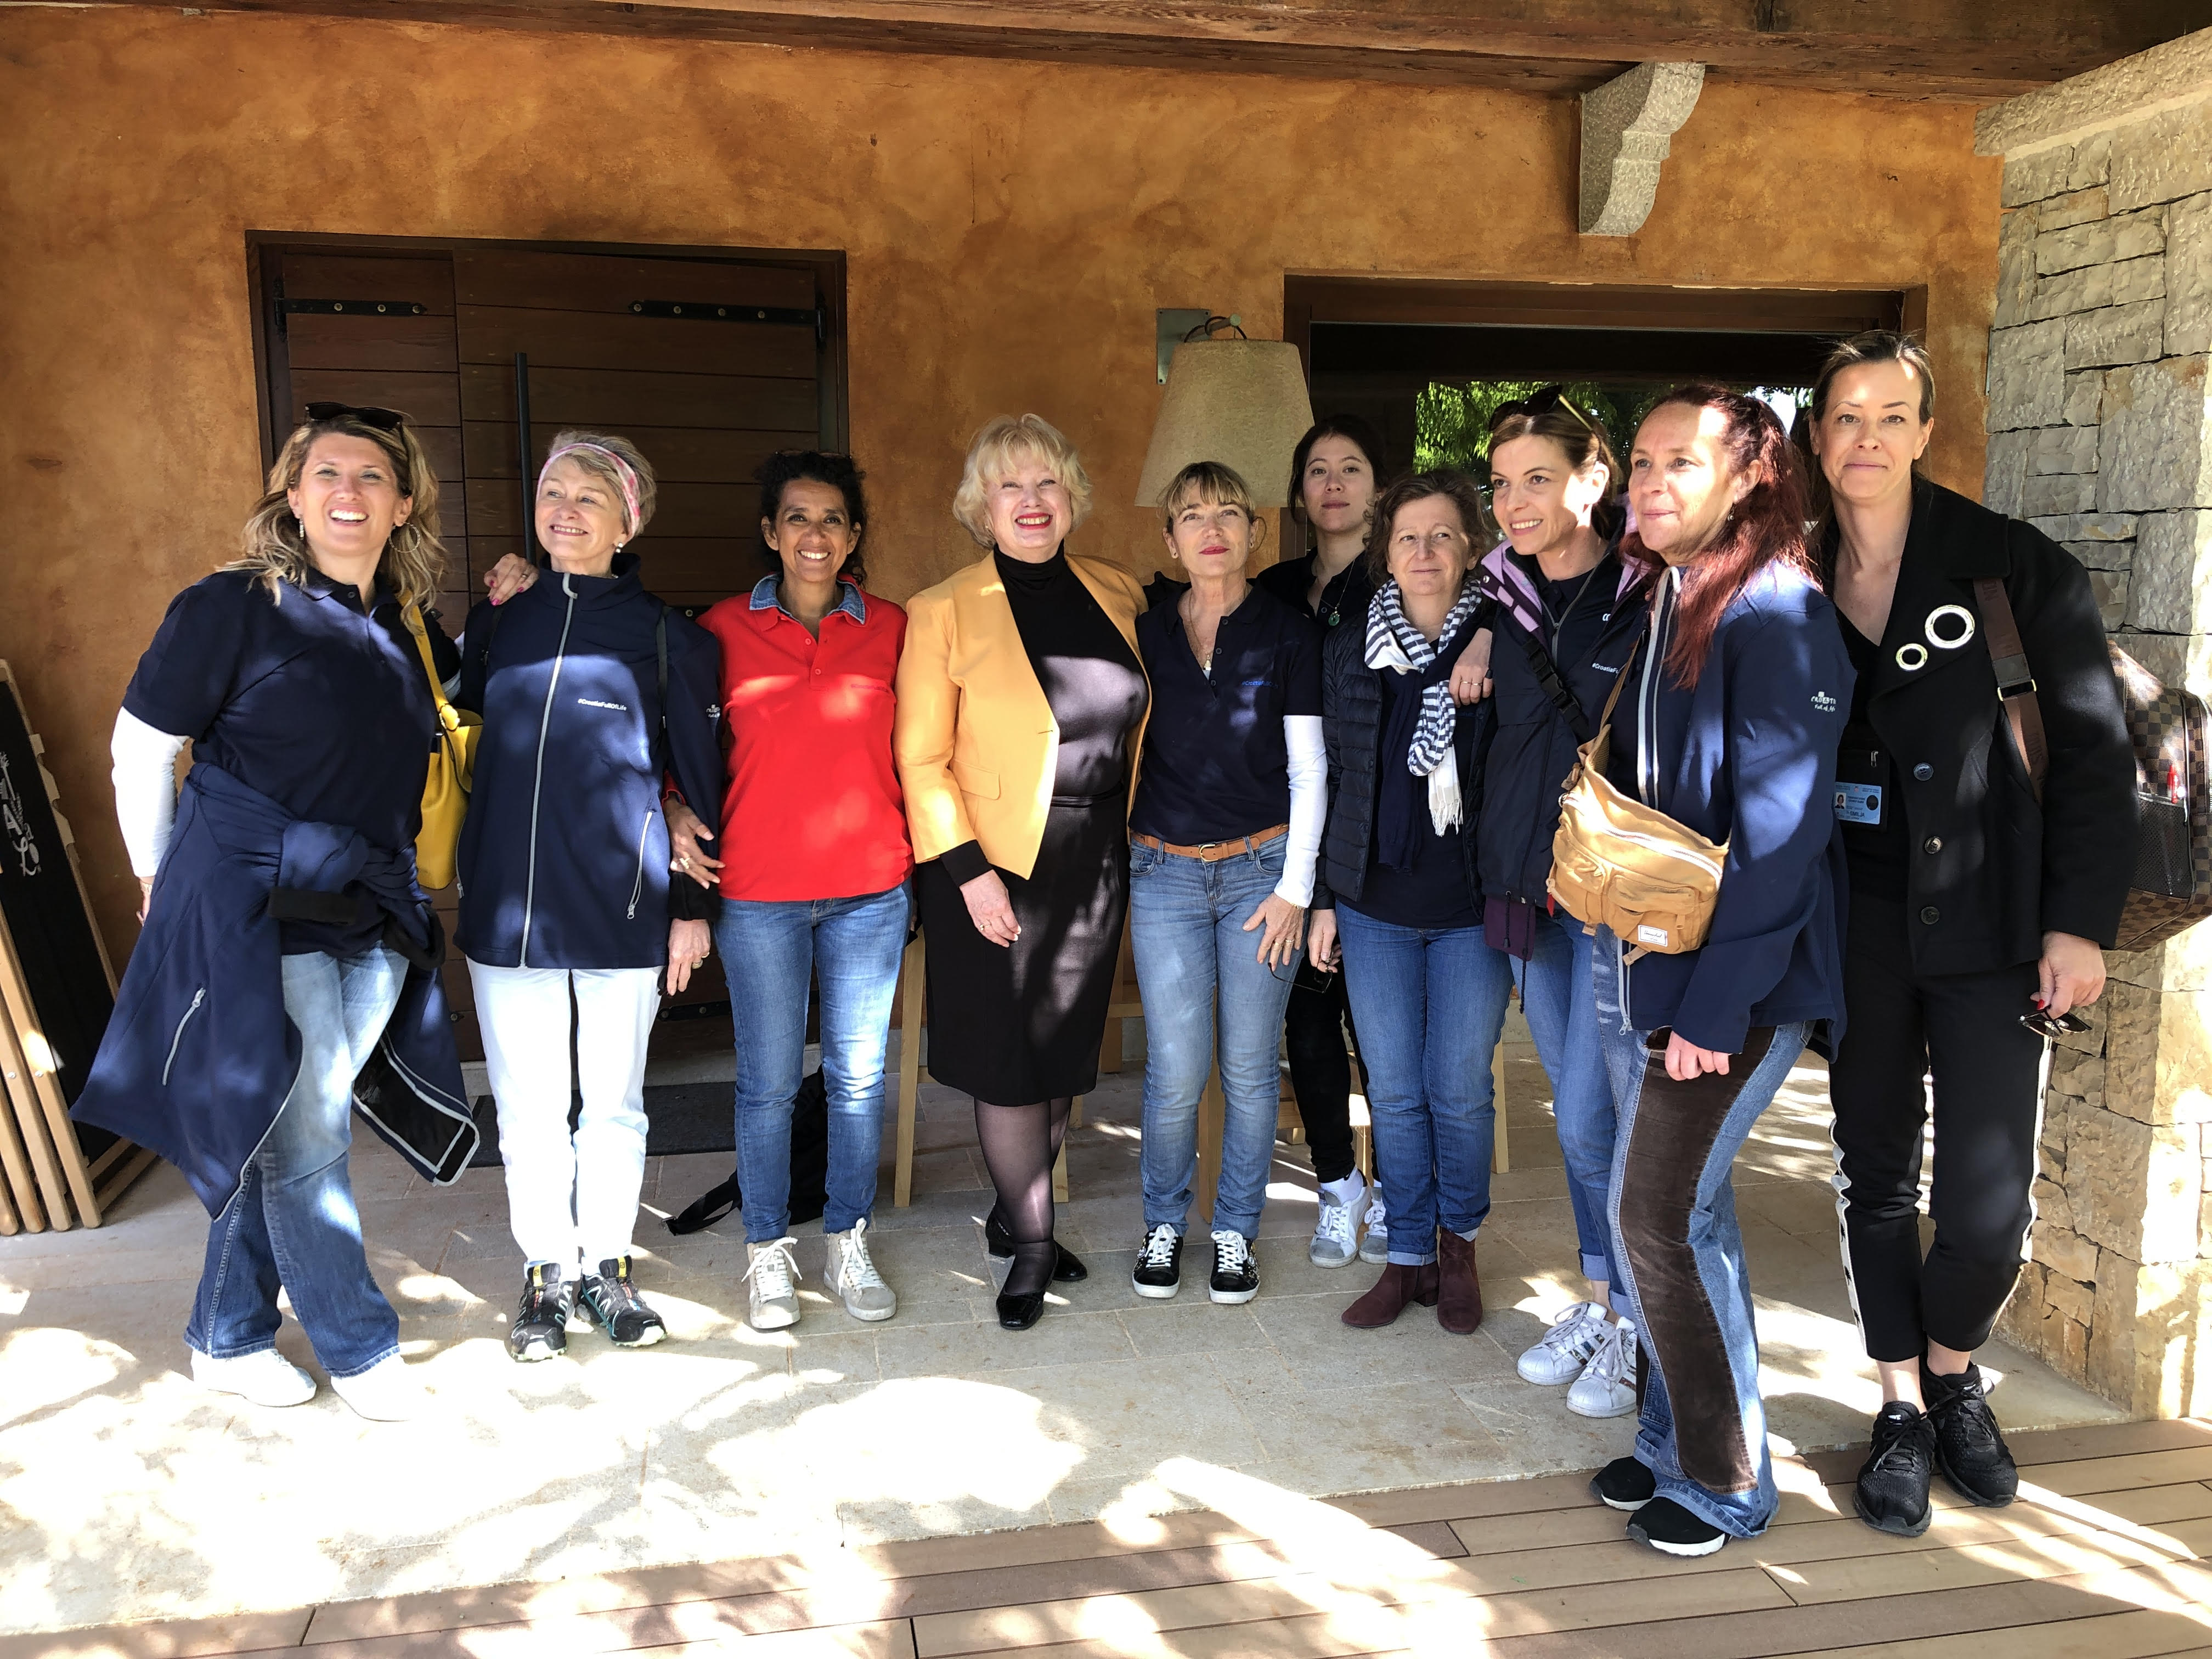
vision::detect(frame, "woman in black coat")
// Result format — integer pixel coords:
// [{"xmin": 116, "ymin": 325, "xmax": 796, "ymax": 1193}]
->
[{"xmin": 1805, "ymin": 333, "xmax": 2136, "ymax": 1538}]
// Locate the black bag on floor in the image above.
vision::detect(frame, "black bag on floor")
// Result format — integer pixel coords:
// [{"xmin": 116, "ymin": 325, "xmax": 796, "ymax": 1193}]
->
[{"xmin": 665, "ymin": 1069, "xmax": 830, "ymax": 1234}]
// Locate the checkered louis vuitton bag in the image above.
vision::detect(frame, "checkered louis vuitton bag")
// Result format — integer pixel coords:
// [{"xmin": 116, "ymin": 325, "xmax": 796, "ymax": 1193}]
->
[{"xmin": 1976, "ymin": 573, "xmax": 2212, "ymax": 955}]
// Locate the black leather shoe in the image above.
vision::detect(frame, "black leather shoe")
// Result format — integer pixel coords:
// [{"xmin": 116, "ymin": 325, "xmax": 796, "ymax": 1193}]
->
[
  {"xmin": 985, "ymin": 1211, "xmax": 1087, "ymax": 1282},
  {"xmin": 996, "ymin": 1290, "xmax": 1046, "ymax": 1330},
  {"xmin": 1854, "ymin": 1400, "xmax": 1937, "ymax": 1536},
  {"xmin": 1924, "ymin": 1362, "xmax": 2018, "ymax": 1506}
]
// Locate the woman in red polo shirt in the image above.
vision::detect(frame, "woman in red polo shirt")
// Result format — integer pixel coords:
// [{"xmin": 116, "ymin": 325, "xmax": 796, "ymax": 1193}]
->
[{"xmin": 672, "ymin": 452, "xmax": 913, "ymax": 1333}]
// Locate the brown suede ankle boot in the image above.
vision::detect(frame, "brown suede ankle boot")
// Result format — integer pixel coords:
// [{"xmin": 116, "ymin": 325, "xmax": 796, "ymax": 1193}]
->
[
  {"xmin": 1436, "ymin": 1227, "xmax": 1484, "ymax": 1334},
  {"xmin": 1341, "ymin": 1260, "xmax": 1442, "ymax": 1328}
]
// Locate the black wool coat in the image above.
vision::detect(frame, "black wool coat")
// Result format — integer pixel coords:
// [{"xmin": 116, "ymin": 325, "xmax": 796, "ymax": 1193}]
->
[{"xmin": 1833, "ymin": 477, "xmax": 2136, "ymax": 972}]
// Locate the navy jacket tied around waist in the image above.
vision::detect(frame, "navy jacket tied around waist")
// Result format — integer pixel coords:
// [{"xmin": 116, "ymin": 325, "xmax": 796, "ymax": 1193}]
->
[{"xmin": 71, "ymin": 763, "xmax": 475, "ymax": 1214}]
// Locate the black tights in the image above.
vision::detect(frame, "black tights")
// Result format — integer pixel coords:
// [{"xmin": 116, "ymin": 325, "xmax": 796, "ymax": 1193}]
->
[{"xmin": 976, "ymin": 1096, "xmax": 1073, "ymax": 1297}]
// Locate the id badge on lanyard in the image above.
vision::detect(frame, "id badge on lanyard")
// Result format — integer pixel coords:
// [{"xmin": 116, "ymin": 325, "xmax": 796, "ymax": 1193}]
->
[{"xmin": 1835, "ymin": 723, "xmax": 1885, "ymax": 827}]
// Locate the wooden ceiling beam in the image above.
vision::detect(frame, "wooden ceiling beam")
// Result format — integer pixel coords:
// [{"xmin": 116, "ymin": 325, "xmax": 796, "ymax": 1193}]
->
[{"xmin": 75, "ymin": 0, "xmax": 2204, "ymax": 98}]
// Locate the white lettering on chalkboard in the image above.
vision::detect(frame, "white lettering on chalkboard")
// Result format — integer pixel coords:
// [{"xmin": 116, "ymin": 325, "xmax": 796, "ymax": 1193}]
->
[{"xmin": 0, "ymin": 753, "xmax": 41, "ymax": 879}]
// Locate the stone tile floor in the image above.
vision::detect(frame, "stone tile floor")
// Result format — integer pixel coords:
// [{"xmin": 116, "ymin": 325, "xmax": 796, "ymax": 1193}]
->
[{"xmin": 0, "ymin": 1013, "xmax": 2120, "ymax": 1636}]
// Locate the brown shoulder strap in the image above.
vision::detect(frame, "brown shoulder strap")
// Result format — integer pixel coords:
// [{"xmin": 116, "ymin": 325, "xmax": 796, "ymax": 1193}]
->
[{"xmin": 1973, "ymin": 574, "xmax": 2049, "ymax": 799}]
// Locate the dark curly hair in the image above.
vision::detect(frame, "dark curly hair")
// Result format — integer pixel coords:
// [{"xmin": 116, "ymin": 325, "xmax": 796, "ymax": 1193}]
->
[
  {"xmin": 756, "ymin": 450, "xmax": 867, "ymax": 587},
  {"xmin": 1362, "ymin": 468, "xmax": 1492, "ymax": 586}
]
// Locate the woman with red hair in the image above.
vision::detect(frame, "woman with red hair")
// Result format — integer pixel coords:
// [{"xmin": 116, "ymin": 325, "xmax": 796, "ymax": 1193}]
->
[{"xmin": 1579, "ymin": 387, "xmax": 1852, "ymax": 1557}]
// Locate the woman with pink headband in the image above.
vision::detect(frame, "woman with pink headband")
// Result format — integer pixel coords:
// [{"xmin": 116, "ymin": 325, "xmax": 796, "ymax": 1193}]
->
[{"xmin": 455, "ymin": 430, "xmax": 725, "ymax": 1363}]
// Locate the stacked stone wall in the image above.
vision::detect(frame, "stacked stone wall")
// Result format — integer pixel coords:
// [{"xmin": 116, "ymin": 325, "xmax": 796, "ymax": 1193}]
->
[{"xmin": 1982, "ymin": 48, "xmax": 2212, "ymax": 1415}]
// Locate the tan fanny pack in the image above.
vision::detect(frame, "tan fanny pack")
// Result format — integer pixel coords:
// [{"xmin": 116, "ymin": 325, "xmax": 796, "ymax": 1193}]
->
[{"xmin": 1545, "ymin": 608, "xmax": 1728, "ymax": 964}]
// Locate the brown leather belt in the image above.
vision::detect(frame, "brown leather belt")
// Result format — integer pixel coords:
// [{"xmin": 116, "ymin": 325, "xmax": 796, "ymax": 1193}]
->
[{"xmin": 1131, "ymin": 823, "xmax": 1290, "ymax": 863}]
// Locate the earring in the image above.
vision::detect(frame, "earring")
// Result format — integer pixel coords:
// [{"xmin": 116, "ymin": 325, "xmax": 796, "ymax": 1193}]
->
[{"xmin": 616, "ymin": 540, "xmax": 627, "ymax": 552}]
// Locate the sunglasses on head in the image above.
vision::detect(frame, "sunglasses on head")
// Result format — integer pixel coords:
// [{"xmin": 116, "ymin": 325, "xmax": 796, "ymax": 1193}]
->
[
  {"xmin": 303, "ymin": 401, "xmax": 408, "ymax": 432},
  {"xmin": 1492, "ymin": 385, "xmax": 1598, "ymax": 438}
]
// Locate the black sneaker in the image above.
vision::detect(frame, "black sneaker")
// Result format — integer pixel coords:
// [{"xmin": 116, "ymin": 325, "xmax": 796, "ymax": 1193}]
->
[
  {"xmin": 580, "ymin": 1256, "xmax": 667, "ymax": 1348},
  {"xmin": 1132, "ymin": 1224, "xmax": 1183, "ymax": 1299},
  {"xmin": 508, "ymin": 1262, "xmax": 573, "ymax": 1363},
  {"xmin": 1590, "ymin": 1455, "xmax": 1657, "ymax": 1511},
  {"xmin": 1626, "ymin": 1497, "xmax": 1728, "ymax": 1557},
  {"xmin": 1209, "ymin": 1229, "xmax": 1260, "ymax": 1305},
  {"xmin": 1924, "ymin": 1362, "xmax": 2017, "ymax": 1507},
  {"xmin": 1854, "ymin": 1400, "xmax": 1937, "ymax": 1536}
]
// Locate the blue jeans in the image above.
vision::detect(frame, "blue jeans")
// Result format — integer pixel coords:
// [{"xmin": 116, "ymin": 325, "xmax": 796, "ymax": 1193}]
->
[
  {"xmin": 1335, "ymin": 904, "xmax": 1513, "ymax": 1265},
  {"xmin": 187, "ymin": 947, "xmax": 404, "ymax": 1379},
  {"xmin": 1130, "ymin": 837, "xmax": 1300, "ymax": 1239},
  {"xmin": 716, "ymin": 882, "xmax": 911, "ymax": 1242},
  {"xmin": 1514, "ymin": 909, "xmax": 1619, "ymax": 1289},
  {"xmin": 1595, "ymin": 926, "xmax": 1809, "ymax": 1538}
]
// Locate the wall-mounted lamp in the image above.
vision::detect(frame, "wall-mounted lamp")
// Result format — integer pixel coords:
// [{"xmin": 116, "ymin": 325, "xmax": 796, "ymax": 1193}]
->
[{"xmin": 1136, "ymin": 315, "xmax": 1316, "ymax": 509}]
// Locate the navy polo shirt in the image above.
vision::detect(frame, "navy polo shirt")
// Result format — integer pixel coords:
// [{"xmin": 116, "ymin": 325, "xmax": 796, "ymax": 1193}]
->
[
  {"xmin": 124, "ymin": 568, "xmax": 452, "ymax": 955},
  {"xmin": 1131, "ymin": 585, "xmax": 1321, "ymax": 845}
]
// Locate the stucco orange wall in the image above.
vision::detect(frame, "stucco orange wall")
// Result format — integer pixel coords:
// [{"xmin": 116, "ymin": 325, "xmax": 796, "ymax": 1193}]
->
[{"xmin": 2, "ymin": 9, "xmax": 2000, "ymax": 958}]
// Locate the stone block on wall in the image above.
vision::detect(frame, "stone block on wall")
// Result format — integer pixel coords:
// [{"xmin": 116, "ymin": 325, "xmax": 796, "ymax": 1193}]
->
[
  {"xmin": 2064, "ymin": 371, "xmax": 2104, "ymax": 425},
  {"xmin": 2039, "ymin": 187, "xmax": 2109, "ymax": 231},
  {"xmin": 2064, "ymin": 538, "xmax": 2134, "ymax": 571},
  {"xmin": 2126, "ymin": 510, "xmax": 2212, "ymax": 633},
  {"xmin": 1987, "ymin": 318, "xmax": 2066, "ymax": 430},
  {"xmin": 1984, "ymin": 428, "xmax": 2029, "ymax": 516},
  {"xmin": 2030, "ymin": 260, "xmax": 2170, "ymax": 321},
  {"xmin": 2110, "ymin": 97, "xmax": 2212, "ymax": 214},
  {"xmin": 2169, "ymin": 192, "xmax": 2212, "ymax": 358},
  {"xmin": 2033, "ymin": 1214, "xmax": 2100, "ymax": 1283},
  {"xmin": 2036, "ymin": 206, "xmax": 2168, "ymax": 277},
  {"xmin": 2067, "ymin": 1102, "xmax": 2203, "ymax": 1263},
  {"xmin": 1996, "ymin": 207, "xmax": 2039, "ymax": 329},
  {"xmin": 2069, "ymin": 132, "xmax": 2114, "ymax": 194},
  {"xmin": 2004, "ymin": 145, "xmax": 2075, "ymax": 208},
  {"xmin": 2102, "ymin": 977, "xmax": 2212, "ymax": 1127},
  {"xmin": 2091, "ymin": 1256, "xmax": 2212, "ymax": 1418},
  {"xmin": 2101, "ymin": 357, "xmax": 2212, "ymax": 511},
  {"xmin": 2022, "ymin": 472, "xmax": 2098, "ymax": 516},
  {"xmin": 2066, "ymin": 300, "xmax": 2170, "ymax": 370},
  {"xmin": 2031, "ymin": 425, "xmax": 2101, "ymax": 473},
  {"xmin": 2033, "ymin": 510, "xmax": 2137, "ymax": 543}
]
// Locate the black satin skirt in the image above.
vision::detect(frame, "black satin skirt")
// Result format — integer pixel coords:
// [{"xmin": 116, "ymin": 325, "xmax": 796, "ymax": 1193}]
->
[{"xmin": 915, "ymin": 797, "xmax": 1127, "ymax": 1104}]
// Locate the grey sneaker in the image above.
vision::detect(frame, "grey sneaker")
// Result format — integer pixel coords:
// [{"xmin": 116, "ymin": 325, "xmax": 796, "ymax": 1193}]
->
[
  {"xmin": 744, "ymin": 1237, "xmax": 802, "ymax": 1331},
  {"xmin": 824, "ymin": 1217, "xmax": 897, "ymax": 1322},
  {"xmin": 1357, "ymin": 1184, "xmax": 1390, "ymax": 1265},
  {"xmin": 1310, "ymin": 1178, "xmax": 1367, "ymax": 1268}
]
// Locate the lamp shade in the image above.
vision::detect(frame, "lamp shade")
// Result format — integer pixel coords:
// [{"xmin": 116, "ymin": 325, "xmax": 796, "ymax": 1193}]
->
[{"xmin": 1133, "ymin": 338, "xmax": 1317, "ymax": 509}]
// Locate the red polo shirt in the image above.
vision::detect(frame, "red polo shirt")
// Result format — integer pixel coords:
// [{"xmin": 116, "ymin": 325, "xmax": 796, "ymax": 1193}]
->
[{"xmin": 698, "ymin": 577, "xmax": 912, "ymax": 902}]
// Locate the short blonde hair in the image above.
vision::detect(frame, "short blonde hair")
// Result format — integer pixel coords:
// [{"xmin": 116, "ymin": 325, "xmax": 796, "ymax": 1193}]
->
[
  {"xmin": 541, "ymin": 430, "xmax": 658, "ymax": 538},
  {"xmin": 951, "ymin": 414, "xmax": 1094, "ymax": 550},
  {"xmin": 1158, "ymin": 459, "xmax": 1259, "ymax": 528}
]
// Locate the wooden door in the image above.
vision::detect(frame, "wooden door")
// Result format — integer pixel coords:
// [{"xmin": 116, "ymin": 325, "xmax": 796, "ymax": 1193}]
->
[{"xmin": 255, "ymin": 236, "xmax": 844, "ymax": 1053}]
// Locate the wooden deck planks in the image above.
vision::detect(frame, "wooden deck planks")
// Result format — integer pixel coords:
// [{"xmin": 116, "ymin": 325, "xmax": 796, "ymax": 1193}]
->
[{"xmin": 16, "ymin": 1420, "xmax": 2211, "ymax": 1659}]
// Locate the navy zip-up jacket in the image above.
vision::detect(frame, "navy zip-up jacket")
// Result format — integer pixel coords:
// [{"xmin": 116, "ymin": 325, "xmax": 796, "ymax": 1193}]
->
[
  {"xmin": 1602, "ymin": 560, "xmax": 1854, "ymax": 1054},
  {"xmin": 456, "ymin": 555, "xmax": 724, "ymax": 969},
  {"xmin": 73, "ymin": 763, "xmax": 474, "ymax": 1214}
]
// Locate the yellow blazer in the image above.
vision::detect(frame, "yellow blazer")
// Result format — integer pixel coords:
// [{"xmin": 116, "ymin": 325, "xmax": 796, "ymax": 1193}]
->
[{"xmin": 894, "ymin": 551, "xmax": 1149, "ymax": 881}]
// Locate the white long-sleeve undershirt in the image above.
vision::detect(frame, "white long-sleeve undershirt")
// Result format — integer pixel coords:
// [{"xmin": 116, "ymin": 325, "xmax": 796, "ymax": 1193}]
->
[
  {"xmin": 111, "ymin": 707, "xmax": 189, "ymax": 879},
  {"xmin": 1277, "ymin": 714, "xmax": 1325, "ymax": 908}
]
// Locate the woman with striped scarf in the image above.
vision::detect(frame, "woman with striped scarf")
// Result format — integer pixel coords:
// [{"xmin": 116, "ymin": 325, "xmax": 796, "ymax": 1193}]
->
[{"xmin": 1308, "ymin": 470, "xmax": 1511, "ymax": 1336}]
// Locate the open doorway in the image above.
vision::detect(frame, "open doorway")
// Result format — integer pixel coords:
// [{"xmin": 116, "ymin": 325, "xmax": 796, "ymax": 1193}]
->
[{"xmin": 1285, "ymin": 276, "xmax": 1912, "ymax": 487}]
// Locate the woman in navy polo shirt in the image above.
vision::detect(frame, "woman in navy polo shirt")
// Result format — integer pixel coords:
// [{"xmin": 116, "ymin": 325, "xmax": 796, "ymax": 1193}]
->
[
  {"xmin": 1127, "ymin": 461, "xmax": 1324, "ymax": 1307},
  {"xmin": 456, "ymin": 432, "xmax": 723, "ymax": 1364},
  {"xmin": 668, "ymin": 451, "xmax": 913, "ymax": 1334},
  {"xmin": 90, "ymin": 403, "xmax": 461, "ymax": 1422}
]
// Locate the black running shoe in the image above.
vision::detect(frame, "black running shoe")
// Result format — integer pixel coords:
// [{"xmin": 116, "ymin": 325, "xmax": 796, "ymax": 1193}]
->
[
  {"xmin": 1924, "ymin": 1362, "xmax": 2017, "ymax": 1506},
  {"xmin": 580, "ymin": 1255, "xmax": 667, "ymax": 1348},
  {"xmin": 1132, "ymin": 1223, "xmax": 1183, "ymax": 1299},
  {"xmin": 1626, "ymin": 1497, "xmax": 1728, "ymax": 1556},
  {"xmin": 509, "ymin": 1262, "xmax": 573, "ymax": 1363},
  {"xmin": 1854, "ymin": 1400, "xmax": 1937, "ymax": 1536},
  {"xmin": 1590, "ymin": 1455, "xmax": 1657, "ymax": 1511},
  {"xmin": 1209, "ymin": 1230, "xmax": 1260, "ymax": 1305}
]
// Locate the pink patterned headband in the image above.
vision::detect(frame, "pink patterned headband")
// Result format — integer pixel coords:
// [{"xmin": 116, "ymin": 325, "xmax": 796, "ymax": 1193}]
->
[{"xmin": 540, "ymin": 442, "xmax": 643, "ymax": 538}]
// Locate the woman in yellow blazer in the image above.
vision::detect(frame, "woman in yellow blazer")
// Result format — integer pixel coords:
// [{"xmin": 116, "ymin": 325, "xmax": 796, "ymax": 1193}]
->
[{"xmin": 895, "ymin": 414, "xmax": 1149, "ymax": 1330}]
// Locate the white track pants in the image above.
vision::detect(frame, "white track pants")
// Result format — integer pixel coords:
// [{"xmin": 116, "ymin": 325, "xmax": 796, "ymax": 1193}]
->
[{"xmin": 467, "ymin": 960, "xmax": 660, "ymax": 1269}]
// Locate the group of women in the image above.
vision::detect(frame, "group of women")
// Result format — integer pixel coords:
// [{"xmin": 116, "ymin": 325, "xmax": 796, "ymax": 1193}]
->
[{"xmin": 76, "ymin": 328, "xmax": 2138, "ymax": 1565}]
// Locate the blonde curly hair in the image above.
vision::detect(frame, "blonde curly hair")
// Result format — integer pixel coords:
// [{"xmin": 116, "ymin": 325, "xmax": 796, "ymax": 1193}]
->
[
  {"xmin": 951, "ymin": 414, "xmax": 1094, "ymax": 550},
  {"xmin": 232, "ymin": 412, "xmax": 446, "ymax": 607}
]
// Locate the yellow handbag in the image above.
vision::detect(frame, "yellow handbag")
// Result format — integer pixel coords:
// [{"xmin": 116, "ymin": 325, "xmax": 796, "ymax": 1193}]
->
[{"xmin": 402, "ymin": 603, "xmax": 481, "ymax": 890}]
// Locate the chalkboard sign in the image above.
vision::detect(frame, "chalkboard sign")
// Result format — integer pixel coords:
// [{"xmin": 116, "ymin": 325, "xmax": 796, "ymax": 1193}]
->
[{"xmin": 0, "ymin": 662, "xmax": 118, "ymax": 1144}]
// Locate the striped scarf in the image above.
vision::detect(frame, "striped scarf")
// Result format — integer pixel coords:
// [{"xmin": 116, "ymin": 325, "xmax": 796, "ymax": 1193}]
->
[{"xmin": 1365, "ymin": 579, "xmax": 1483, "ymax": 834}]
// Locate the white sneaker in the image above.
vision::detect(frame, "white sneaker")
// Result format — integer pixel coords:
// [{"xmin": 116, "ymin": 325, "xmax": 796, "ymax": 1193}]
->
[
  {"xmin": 1516, "ymin": 1301, "xmax": 1612, "ymax": 1385},
  {"xmin": 745, "ymin": 1237, "xmax": 802, "ymax": 1331},
  {"xmin": 1568, "ymin": 1316, "xmax": 1640, "ymax": 1418},
  {"xmin": 190, "ymin": 1346, "xmax": 316, "ymax": 1408},
  {"xmin": 823, "ymin": 1218, "xmax": 896, "ymax": 1322},
  {"xmin": 1310, "ymin": 1175, "xmax": 1368, "ymax": 1268},
  {"xmin": 1358, "ymin": 1184, "xmax": 1390, "ymax": 1265},
  {"xmin": 330, "ymin": 1353, "xmax": 425, "ymax": 1422}
]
